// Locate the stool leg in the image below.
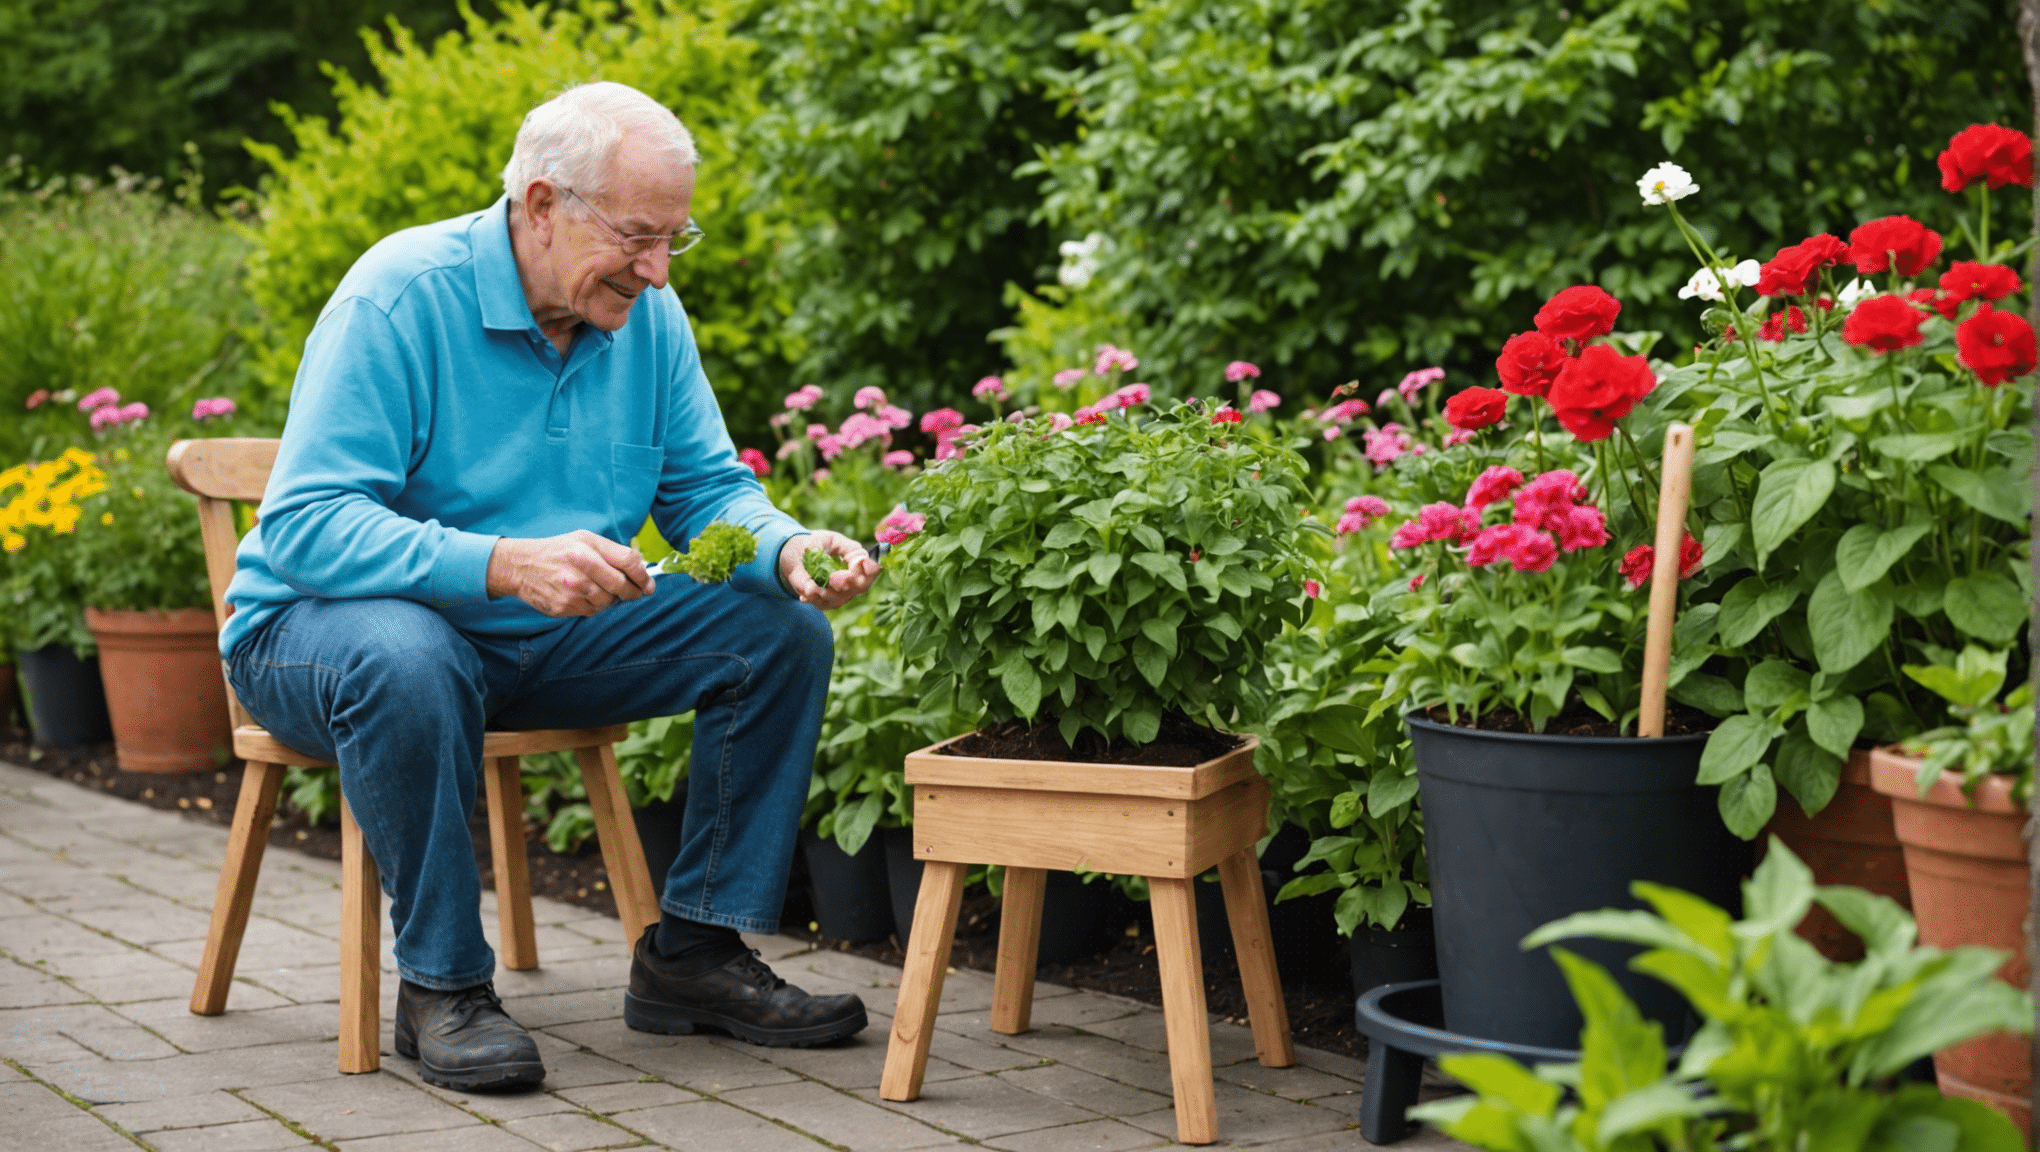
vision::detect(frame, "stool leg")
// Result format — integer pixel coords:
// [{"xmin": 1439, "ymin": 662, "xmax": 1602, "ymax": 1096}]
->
[
  {"xmin": 484, "ymin": 756, "xmax": 538, "ymax": 971},
  {"xmin": 991, "ymin": 866, "xmax": 1046, "ymax": 1034},
  {"xmin": 1217, "ymin": 849, "xmax": 1295, "ymax": 1067},
  {"xmin": 191, "ymin": 760, "xmax": 284, "ymax": 1015},
  {"xmin": 1149, "ymin": 876, "xmax": 1218, "ymax": 1145},
  {"xmin": 1361, "ymin": 1040, "xmax": 1425, "ymax": 1144},
  {"xmin": 576, "ymin": 745, "xmax": 660, "ymax": 946},
  {"xmin": 339, "ymin": 798, "xmax": 381, "ymax": 1074},
  {"xmin": 880, "ymin": 859, "xmax": 967, "ymax": 1102}
]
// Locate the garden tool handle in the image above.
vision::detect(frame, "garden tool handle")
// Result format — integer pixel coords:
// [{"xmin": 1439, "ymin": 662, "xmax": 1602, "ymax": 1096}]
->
[{"xmin": 1638, "ymin": 423, "xmax": 1696, "ymax": 739}]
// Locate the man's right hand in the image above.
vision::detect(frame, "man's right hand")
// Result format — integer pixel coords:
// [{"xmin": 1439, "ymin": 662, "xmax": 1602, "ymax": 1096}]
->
[{"xmin": 486, "ymin": 530, "xmax": 654, "ymax": 617}]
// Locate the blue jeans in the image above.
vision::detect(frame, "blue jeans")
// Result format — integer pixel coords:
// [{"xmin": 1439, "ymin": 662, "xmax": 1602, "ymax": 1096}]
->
[{"xmin": 226, "ymin": 581, "xmax": 833, "ymax": 990}]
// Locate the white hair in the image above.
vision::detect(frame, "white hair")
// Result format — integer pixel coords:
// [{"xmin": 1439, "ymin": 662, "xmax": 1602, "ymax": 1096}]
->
[{"xmin": 501, "ymin": 82, "xmax": 698, "ymax": 209}]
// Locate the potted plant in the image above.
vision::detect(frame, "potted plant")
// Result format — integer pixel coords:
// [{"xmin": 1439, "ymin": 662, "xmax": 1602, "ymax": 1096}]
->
[
  {"xmin": 1868, "ymin": 644, "xmax": 2034, "ymax": 1135},
  {"xmin": 1, "ymin": 446, "xmax": 112, "ymax": 746}
]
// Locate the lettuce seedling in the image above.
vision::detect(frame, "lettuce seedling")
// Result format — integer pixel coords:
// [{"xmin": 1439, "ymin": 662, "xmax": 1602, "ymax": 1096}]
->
[{"xmin": 660, "ymin": 522, "xmax": 758, "ymax": 583}]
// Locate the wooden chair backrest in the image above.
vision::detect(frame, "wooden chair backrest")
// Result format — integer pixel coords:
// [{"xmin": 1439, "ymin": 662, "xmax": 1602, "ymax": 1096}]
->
[{"xmin": 165, "ymin": 437, "xmax": 280, "ymax": 729}]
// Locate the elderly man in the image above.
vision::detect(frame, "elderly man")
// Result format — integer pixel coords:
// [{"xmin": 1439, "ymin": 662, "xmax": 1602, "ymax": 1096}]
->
[{"xmin": 220, "ymin": 82, "xmax": 877, "ymax": 1091}]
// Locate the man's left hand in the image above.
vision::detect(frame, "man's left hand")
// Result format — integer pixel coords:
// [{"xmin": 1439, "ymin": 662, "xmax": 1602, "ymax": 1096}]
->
[{"xmin": 780, "ymin": 531, "xmax": 879, "ymax": 610}]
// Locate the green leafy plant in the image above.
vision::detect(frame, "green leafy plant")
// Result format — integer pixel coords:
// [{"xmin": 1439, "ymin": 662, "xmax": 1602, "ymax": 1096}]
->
[
  {"xmin": 658, "ymin": 521, "xmax": 756, "ymax": 584},
  {"xmin": 0, "ymin": 446, "xmax": 106, "ymax": 654},
  {"xmin": 1897, "ymin": 646, "xmax": 2034, "ymax": 803},
  {"xmin": 881, "ymin": 398, "xmax": 1320, "ymax": 747},
  {"xmin": 616, "ymin": 712, "xmax": 694, "ymax": 807},
  {"xmin": 802, "ymin": 546, "xmax": 845, "ymax": 586},
  {"xmin": 1413, "ymin": 840, "xmax": 2031, "ymax": 1150},
  {"xmin": 69, "ymin": 427, "xmax": 217, "ymax": 614}
]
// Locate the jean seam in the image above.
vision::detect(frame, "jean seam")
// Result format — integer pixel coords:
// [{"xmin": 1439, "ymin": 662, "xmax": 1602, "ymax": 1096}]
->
[{"xmin": 657, "ymin": 901, "xmax": 776, "ymax": 935}]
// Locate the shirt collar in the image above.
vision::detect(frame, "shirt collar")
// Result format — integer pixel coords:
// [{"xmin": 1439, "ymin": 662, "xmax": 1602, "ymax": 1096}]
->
[{"xmin": 472, "ymin": 196, "xmax": 616, "ymax": 349}]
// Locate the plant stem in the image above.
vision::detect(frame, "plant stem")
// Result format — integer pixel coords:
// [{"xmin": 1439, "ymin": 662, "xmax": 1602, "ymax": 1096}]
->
[{"xmin": 1667, "ymin": 203, "xmax": 1786, "ymax": 435}]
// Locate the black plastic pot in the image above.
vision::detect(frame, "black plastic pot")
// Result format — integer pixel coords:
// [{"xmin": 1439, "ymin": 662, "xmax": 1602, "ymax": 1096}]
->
[
  {"xmin": 1408, "ymin": 714, "xmax": 1743, "ymax": 1049},
  {"xmin": 1195, "ymin": 822, "xmax": 1348, "ymax": 986},
  {"xmin": 804, "ymin": 827, "xmax": 895, "ymax": 944},
  {"xmin": 1350, "ymin": 905, "xmax": 1438, "ymax": 1000},
  {"xmin": 632, "ymin": 786, "xmax": 688, "ymax": 899},
  {"xmin": 18, "ymin": 644, "xmax": 111, "ymax": 747},
  {"xmin": 883, "ymin": 826, "xmax": 1133, "ymax": 961}
]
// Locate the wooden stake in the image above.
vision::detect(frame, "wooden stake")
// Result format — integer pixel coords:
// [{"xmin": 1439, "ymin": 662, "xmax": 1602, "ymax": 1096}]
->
[{"xmin": 1638, "ymin": 423, "xmax": 1697, "ymax": 739}]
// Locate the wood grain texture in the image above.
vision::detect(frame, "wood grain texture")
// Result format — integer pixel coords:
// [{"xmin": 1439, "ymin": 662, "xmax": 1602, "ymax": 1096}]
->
[
  {"xmin": 190, "ymin": 761, "xmax": 285, "ymax": 1016},
  {"xmin": 1218, "ymin": 849, "xmax": 1295, "ymax": 1068},
  {"xmin": 577, "ymin": 744, "xmax": 660, "ymax": 943},
  {"xmin": 912, "ymin": 775, "xmax": 1266, "ymax": 879},
  {"xmin": 904, "ymin": 737, "xmax": 1260, "ymax": 800},
  {"xmin": 484, "ymin": 756, "xmax": 538, "ymax": 971},
  {"xmin": 165, "ymin": 438, "xmax": 279, "ymax": 503},
  {"xmin": 880, "ymin": 859, "xmax": 968, "ymax": 1102},
  {"xmin": 339, "ymin": 799, "xmax": 381, "ymax": 1074},
  {"xmin": 1150, "ymin": 876, "xmax": 1218, "ymax": 1145},
  {"xmin": 990, "ymin": 866, "xmax": 1047, "ymax": 1035},
  {"xmin": 231, "ymin": 727, "xmax": 331, "ymax": 767},
  {"xmin": 1638, "ymin": 423, "xmax": 1696, "ymax": 739}
]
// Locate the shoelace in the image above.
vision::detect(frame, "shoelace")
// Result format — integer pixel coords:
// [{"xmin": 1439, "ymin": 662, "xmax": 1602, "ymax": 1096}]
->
[
  {"xmin": 730, "ymin": 950, "xmax": 787, "ymax": 991},
  {"xmin": 445, "ymin": 982, "xmax": 505, "ymax": 1028}
]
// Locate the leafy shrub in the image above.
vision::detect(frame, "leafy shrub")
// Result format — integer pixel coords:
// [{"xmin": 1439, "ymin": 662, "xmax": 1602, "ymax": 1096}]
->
[{"xmin": 240, "ymin": 0, "xmax": 794, "ymax": 439}]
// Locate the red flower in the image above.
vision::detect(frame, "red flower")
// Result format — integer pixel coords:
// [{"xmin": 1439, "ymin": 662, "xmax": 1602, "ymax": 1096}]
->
[
  {"xmin": 1533, "ymin": 285, "xmax": 1622, "ymax": 343},
  {"xmin": 1304, "ymin": 579, "xmax": 1322, "ymax": 599},
  {"xmin": 1545, "ymin": 346, "xmax": 1656, "ymax": 442},
  {"xmin": 1848, "ymin": 216, "xmax": 1944, "ymax": 278},
  {"xmin": 1842, "ymin": 295, "xmax": 1927, "ymax": 353},
  {"xmin": 1495, "ymin": 332, "xmax": 1567, "ymax": 397},
  {"xmin": 1443, "ymin": 386, "xmax": 1508, "ymax": 431},
  {"xmin": 1756, "ymin": 234, "xmax": 1850, "ymax": 297},
  {"xmin": 1908, "ymin": 288, "xmax": 1960, "ymax": 321},
  {"xmin": 1758, "ymin": 306, "xmax": 1808, "ymax": 343},
  {"xmin": 1938, "ymin": 124, "xmax": 2034, "ymax": 192},
  {"xmin": 1555, "ymin": 504, "xmax": 1609, "ymax": 552},
  {"xmin": 1467, "ymin": 523, "xmax": 1558, "ymax": 573},
  {"xmin": 1465, "ymin": 465, "xmax": 1525, "ymax": 511},
  {"xmin": 1941, "ymin": 261, "xmax": 2024, "ymax": 304},
  {"xmin": 1956, "ymin": 304, "xmax": 2038, "ymax": 386},
  {"xmin": 1211, "ymin": 407, "xmax": 1244, "ymax": 424},
  {"xmin": 737, "ymin": 448, "xmax": 771, "ymax": 478},
  {"xmin": 1621, "ymin": 533, "xmax": 1703, "ymax": 589}
]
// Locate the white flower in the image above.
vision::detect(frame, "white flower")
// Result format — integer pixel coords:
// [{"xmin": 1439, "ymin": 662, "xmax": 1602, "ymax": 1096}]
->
[
  {"xmin": 1837, "ymin": 278, "xmax": 1877, "ymax": 308},
  {"xmin": 1637, "ymin": 162, "xmax": 1698, "ymax": 206},
  {"xmin": 1724, "ymin": 259, "xmax": 1761, "ymax": 289},
  {"xmin": 1057, "ymin": 232, "xmax": 1111, "ymax": 289},
  {"xmin": 1678, "ymin": 258, "xmax": 1759, "ymax": 303}
]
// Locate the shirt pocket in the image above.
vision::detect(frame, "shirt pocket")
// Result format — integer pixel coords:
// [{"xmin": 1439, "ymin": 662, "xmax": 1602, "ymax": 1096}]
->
[{"xmin": 609, "ymin": 442, "xmax": 665, "ymax": 534}]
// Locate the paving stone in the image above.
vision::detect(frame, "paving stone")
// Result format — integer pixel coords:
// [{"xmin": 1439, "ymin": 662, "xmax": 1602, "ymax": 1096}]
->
[
  {"xmin": 0, "ymin": 890, "xmax": 43, "ymax": 917},
  {"xmin": 982, "ymin": 1117, "xmax": 1173, "ymax": 1152},
  {"xmin": 31, "ymin": 1039, "xmax": 344, "ymax": 1103},
  {"xmin": 0, "ymin": 913, "xmax": 130, "ymax": 961},
  {"xmin": 744, "ymin": 932, "xmax": 818, "ymax": 961},
  {"xmin": 116, "ymin": 999, "xmax": 339, "ymax": 1053},
  {"xmin": 723, "ymin": 1078, "xmax": 959, "ymax": 1150},
  {"xmin": 511, "ymin": 987, "xmax": 622, "ymax": 1029},
  {"xmin": 6, "ymin": 1112, "xmax": 137, "ymax": 1151},
  {"xmin": 95, "ymin": 1087, "xmax": 267, "ymax": 1132},
  {"xmin": 371, "ymin": 1055, "xmax": 580, "ymax": 1122},
  {"xmin": 148, "ymin": 1117, "xmax": 316, "ymax": 1151},
  {"xmin": 1215, "ymin": 1056, "xmax": 1363, "ymax": 1101},
  {"xmin": 0, "ymin": 970, "xmax": 90, "ymax": 1008},
  {"xmin": 502, "ymin": 1109, "xmax": 649, "ymax": 1149},
  {"xmin": 858, "ymin": 1072, "xmax": 1100, "ymax": 1139},
  {"xmin": 994, "ymin": 989, "xmax": 1143, "ymax": 1029},
  {"xmin": 1266, "ymin": 1123, "xmax": 1475, "ymax": 1150},
  {"xmin": 246, "ymin": 1073, "xmax": 478, "ymax": 1140},
  {"xmin": 611, "ymin": 1097, "xmax": 833, "ymax": 1150},
  {"xmin": 557, "ymin": 1077, "xmax": 696, "ymax": 1114},
  {"xmin": 996, "ymin": 1061, "xmax": 1175, "ymax": 1117},
  {"xmin": 1, "ymin": 1000, "xmax": 181, "ymax": 1062},
  {"xmin": 336, "ymin": 1124, "xmax": 547, "ymax": 1151},
  {"xmin": 709, "ymin": 1026, "xmax": 977, "ymax": 1091},
  {"xmin": 60, "ymin": 899, "xmax": 215, "ymax": 946},
  {"xmin": 990, "ymin": 1026, "xmax": 1176, "ymax": 1096},
  {"xmin": 1115, "ymin": 1080, "xmax": 1350, "ymax": 1144}
]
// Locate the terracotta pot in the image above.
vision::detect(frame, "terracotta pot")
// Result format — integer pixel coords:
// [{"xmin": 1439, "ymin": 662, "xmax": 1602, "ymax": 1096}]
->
[
  {"xmin": 84, "ymin": 607, "xmax": 232, "ymax": 774},
  {"xmin": 1869, "ymin": 746, "xmax": 2031, "ymax": 1138},
  {"xmin": 1763, "ymin": 749, "xmax": 1909, "ymax": 961}
]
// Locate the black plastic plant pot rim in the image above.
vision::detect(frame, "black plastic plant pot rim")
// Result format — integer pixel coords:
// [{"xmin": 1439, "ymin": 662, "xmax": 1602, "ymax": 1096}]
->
[
  {"xmin": 1354, "ymin": 980, "xmax": 1579, "ymax": 1064},
  {"xmin": 1404, "ymin": 712, "xmax": 1710, "ymax": 748}
]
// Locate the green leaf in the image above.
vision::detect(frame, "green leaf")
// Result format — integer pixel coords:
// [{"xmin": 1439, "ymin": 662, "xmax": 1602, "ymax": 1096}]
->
[
  {"xmin": 1773, "ymin": 725, "xmax": 1843, "ymax": 816},
  {"xmin": 1742, "ymin": 835, "xmax": 1816, "ymax": 932},
  {"xmin": 1719, "ymin": 576, "xmax": 1799, "ymax": 648},
  {"xmin": 1807, "ymin": 570, "xmax": 1894, "ymax": 674},
  {"xmin": 1805, "ymin": 694, "xmax": 1864, "ymax": 759},
  {"xmin": 1751, "ymin": 458, "xmax": 1836, "ymax": 566},
  {"xmin": 1597, "ymin": 1082, "xmax": 1712, "ymax": 1143},
  {"xmin": 1431, "ymin": 1052, "xmax": 1562, "ymax": 1116},
  {"xmin": 1632, "ymin": 882, "xmax": 1735, "ymax": 962},
  {"xmin": 1327, "ymin": 790, "xmax": 1363, "ymax": 829},
  {"xmin": 1088, "ymin": 551, "xmax": 1124, "ymax": 586},
  {"xmin": 1903, "ymin": 645, "xmax": 2009, "ymax": 710},
  {"xmin": 1132, "ymin": 639, "xmax": 1168, "ymax": 689},
  {"xmin": 1870, "ymin": 428, "xmax": 1976, "ymax": 463},
  {"xmin": 1928, "ymin": 464, "xmax": 2032, "ymax": 525},
  {"xmin": 1670, "ymin": 672, "xmax": 1744, "ymax": 717},
  {"xmin": 1697, "ymin": 714, "xmax": 1774, "ymax": 784},
  {"xmin": 1832, "ymin": 521, "xmax": 1933, "ymax": 592},
  {"xmin": 1560, "ymin": 645, "xmax": 1623, "ymax": 673},
  {"xmin": 1001, "ymin": 660, "xmax": 1042, "ymax": 719},
  {"xmin": 1523, "ymin": 909, "xmax": 1714, "ymax": 960},
  {"xmin": 1367, "ymin": 771, "xmax": 1420, "ymax": 819},
  {"xmin": 1042, "ymin": 520, "xmax": 1088, "ymax": 550},
  {"xmin": 1744, "ymin": 659, "xmax": 1811, "ymax": 712},
  {"xmin": 1138, "ymin": 616, "xmax": 1178, "ymax": 657},
  {"xmin": 1942, "ymin": 573, "xmax": 2026, "ymax": 643},
  {"xmin": 1717, "ymin": 761, "xmax": 1777, "ymax": 839}
]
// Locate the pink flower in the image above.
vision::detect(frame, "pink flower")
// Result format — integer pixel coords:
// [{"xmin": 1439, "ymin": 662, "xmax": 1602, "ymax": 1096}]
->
[
  {"xmin": 1247, "ymin": 389, "xmax": 1280, "ymax": 413},
  {"xmin": 25, "ymin": 389, "xmax": 49, "ymax": 410},
  {"xmin": 811, "ymin": 468, "xmax": 831, "ymax": 482},
  {"xmin": 934, "ymin": 425, "xmax": 977, "ymax": 461},
  {"xmin": 1398, "ymin": 367, "xmax": 1445, "ymax": 399},
  {"xmin": 1390, "ymin": 502, "xmax": 1469, "ymax": 549},
  {"xmin": 1375, "ymin": 389, "xmax": 1397, "ymax": 409},
  {"xmin": 1212, "ymin": 406, "xmax": 1243, "ymax": 424},
  {"xmin": 776, "ymin": 440, "xmax": 801, "ymax": 460},
  {"xmin": 1363, "ymin": 424, "xmax": 1412, "ymax": 471},
  {"xmin": 973, "ymin": 376, "xmax": 1008, "ymax": 400},
  {"xmin": 1303, "ymin": 579, "xmax": 1322, "ymax": 599},
  {"xmin": 1225, "ymin": 361, "xmax": 1262, "ymax": 383},
  {"xmin": 1511, "ymin": 470, "xmax": 1590, "ymax": 531},
  {"xmin": 1408, "ymin": 573, "xmax": 1428, "ymax": 593},
  {"xmin": 1322, "ymin": 399, "xmax": 1370, "ymax": 424},
  {"xmin": 882, "ymin": 450, "xmax": 915, "ymax": 468},
  {"xmin": 1053, "ymin": 368, "xmax": 1084, "ymax": 389},
  {"xmin": 737, "ymin": 448, "xmax": 771, "ymax": 477},
  {"xmin": 1465, "ymin": 466, "xmax": 1525, "ymax": 511},
  {"xmin": 1347, "ymin": 495, "xmax": 1390, "ymax": 518},
  {"xmin": 1442, "ymin": 429, "xmax": 1474, "ymax": 448},
  {"xmin": 1323, "ymin": 426, "xmax": 1342, "ymax": 441},
  {"xmin": 1467, "ymin": 523, "xmax": 1557, "ymax": 572},
  {"xmin": 89, "ymin": 406, "xmax": 121, "ymax": 430},
  {"xmin": 1094, "ymin": 344, "xmax": 1140, "ymax": 375},
  {"xmin": 1007, "ymin": 411, "xmax": 1028, "ymax": 423},
  {"xmin": 815, "ymin": 434, "xmax": 844, "ymax": 461},
  {"xmin": 1555, "ymin": 504, "xmax": 1609, "ymax": 552},
  {"xmin": 1046, "ymin": 412, "xmax": 1074, "ymax": 431},
  {"xmin": 768, "ymin": 412, "xmax": 791, "ymax": 429},
  {"xmin": 116, "ymin": 401, "xmax": 149, "ymax": 424},
  {"xmin": 853, "ymin": 386, "xmax": 888, "ymax": 410},
  {"xmin": 805, "ymin": 422, "xmax": 830, "ymax": 441},
  {"xmin": 1074, "ymin": 404, "xmax": 1106, "ymax": 425},
  {"xmin": 839, "ymin": 412, "xmax": 892, "ymax": 448},
  {"xmin": 78, "ymin": 387, "xmax": 120, "ymax": 412},
  {"xmin": 1113, "ymin": 383, "xmax": 1151, "ymax": 408},
  {"xmin": 1336, "ymin": 511, "xmax": 1368, "ymax": 534},
  {"xmin": 920, "ymin": 408, "xmax": 965, "ymax": 435},
  {"xmin": 784, "ymin": 385, "xmax": 823, "ymax": 411},
  {"xmin": 877, "ymin": 404, "xmax": 913, "ymax": 430},
  {"xmin": 192, "ymin": 396, "xmax": 237, "ymax": 422},
  {"xmin": 875, "ymin": 506, "xmax": 927, "ymax": 544}
]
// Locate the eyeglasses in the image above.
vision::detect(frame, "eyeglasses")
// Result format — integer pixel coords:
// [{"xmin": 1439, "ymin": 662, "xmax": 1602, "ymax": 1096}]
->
[{"xmin": 563, "ymin": 187, "xmax": 705, "ymax": 257}]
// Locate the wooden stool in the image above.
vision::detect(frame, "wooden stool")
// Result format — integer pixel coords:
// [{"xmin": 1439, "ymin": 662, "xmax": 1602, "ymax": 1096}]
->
[{"xmin": 878, "ymin": 736, "xmax": 1294, "ymax": 1145}]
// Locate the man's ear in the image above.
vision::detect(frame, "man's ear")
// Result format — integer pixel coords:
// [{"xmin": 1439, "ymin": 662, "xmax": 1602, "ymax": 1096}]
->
[{"xmin": 523, "ymin": 179, "xmax": 561, "ymax": 246}]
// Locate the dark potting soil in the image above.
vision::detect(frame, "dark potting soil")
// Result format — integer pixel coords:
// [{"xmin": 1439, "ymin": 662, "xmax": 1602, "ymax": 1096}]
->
[
  {"xmin": 8, "ymin": 738, "xmax": 1368, "ymax": 1061},
  {"xmin": 940, "ymin": 713, "xmax": 1245, "ymax": 766},
  {"xmin": 1421, "ymin": 700, "xmax": 1713, "ymax": 738}
]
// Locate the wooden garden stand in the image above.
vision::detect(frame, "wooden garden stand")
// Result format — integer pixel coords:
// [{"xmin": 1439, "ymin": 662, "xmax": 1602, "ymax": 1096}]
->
[{"xmin": 878, "ymin": 735, "xmax": 1295, "ymax": 1145}]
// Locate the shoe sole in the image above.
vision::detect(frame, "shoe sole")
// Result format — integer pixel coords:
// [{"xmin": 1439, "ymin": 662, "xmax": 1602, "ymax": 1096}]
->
[
  {"xmin": 394, "ymin": 1027, "xmax": 546, "ymax": 1091},
  {"xmin": 623, "ymin": 992, "xmax": 869, "ymax": 1047}
]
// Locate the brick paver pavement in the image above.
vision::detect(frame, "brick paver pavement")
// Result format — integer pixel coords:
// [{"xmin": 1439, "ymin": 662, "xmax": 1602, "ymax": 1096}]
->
[{"xmin": 0, "ymin": 759, "xmax": 1471, "ymax": 1150}]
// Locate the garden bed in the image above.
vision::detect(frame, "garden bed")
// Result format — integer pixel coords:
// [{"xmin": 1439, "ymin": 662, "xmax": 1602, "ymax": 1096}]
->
[{"xmin": 6, "ymin": 741, "xmax": 1369, "ymax": 1060}]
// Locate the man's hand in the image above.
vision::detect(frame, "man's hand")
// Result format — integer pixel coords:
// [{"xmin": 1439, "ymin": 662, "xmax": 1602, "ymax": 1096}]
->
[
  {"xmin": 781, "ymin": 531, "xmax": 878, "ymax": 610},
  {"xmin": 487, "ymin": 530, "xmax": 654, "ymax": 617}
]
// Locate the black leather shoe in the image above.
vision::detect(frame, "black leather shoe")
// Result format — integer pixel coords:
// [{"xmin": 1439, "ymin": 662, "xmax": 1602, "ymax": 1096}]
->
[
  {"xmin": 394, "ymin": 980, "xmax": 545, "ymax": 1091},
  {"xmin": 625, "ymin": 926, "xmax": 867, "ymax": 1046}
]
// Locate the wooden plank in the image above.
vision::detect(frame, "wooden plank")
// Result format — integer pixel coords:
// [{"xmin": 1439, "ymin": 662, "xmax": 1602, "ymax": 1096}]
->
[
  {"xmin": 339, "ymin": 799, "xmax": 381, "ymax": 1074},
  {"xmin": 482, "ymin": 725, "xmax": 630, "ymax": 757},
  {"xmin": 904, "ymin": 737, "xmax": 1260, "ymax": 800},
  {"xmin": 990, "ymin": 867, "xmax": 1046, "ymax": 1034},
  {"xmin": 1150, "ymin": 876, "xmax": 1218, "ymax": 1145},
  {"xmin": 484, "ymin": 756, "xmax": 537, "ymax": 971},
  {"xmin": 165, "ymin": 438, "xmax": 278, "ymax": 503},
  {"xmin": 913, "ymin": 787, "xmax": 1192, "ymax": 876},
  {"xmin": 232, "ymin": 727, "xmax": 330, "ymax": 768},
  {"xmin": 880, "ymin": 860, "xmax": 967, "ymax": 1102},
  {"xmin": 1218, "ymin": 849, "xmax": 1295, "ymax": 1068},
  {"xmin": 1180, "ymin": 776, "xmax": 1273, "ymax": 879},
  {"xmin": 577, "ymin": 744, "xmax": 659, "ymax": 943},
  {"xmin": 190, "ymin": 761, "xmax": 285, "ymax": 1015}
]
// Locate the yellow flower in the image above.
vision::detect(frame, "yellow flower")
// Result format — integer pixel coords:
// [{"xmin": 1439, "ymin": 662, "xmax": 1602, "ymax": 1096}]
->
[
  {"xmin": 2, "ymin": 533, "xmax": 22, "ymax": 552},
  {"xmin": 101, "ymin": 512, "xmax": 115, "ymax": 526},
  {"xmin": 112, "ymin": 448, "xmax": 130, "ymax": 462},
  {"xmin": 60, "ymin": 447, "xmax": 95, "ymax": 468}
]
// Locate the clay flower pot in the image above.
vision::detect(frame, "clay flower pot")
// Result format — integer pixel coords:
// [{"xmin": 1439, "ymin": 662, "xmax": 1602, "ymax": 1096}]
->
[
  {"xmin": 1869, "ymin": 745, "xmax": 2031, "ymax": 1138},
  {"xmin": 1764, "ymin": 749, "xmax": 1910, "ymax": 961},
  {"xmin": 84, "ymin": 607, "xmax": 232, "ymax": 773}
]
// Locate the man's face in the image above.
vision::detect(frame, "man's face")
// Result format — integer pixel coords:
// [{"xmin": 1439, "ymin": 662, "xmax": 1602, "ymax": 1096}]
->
[{"xmin": 544, "ymin": 135, "xmax": 696, "ymax": 333}]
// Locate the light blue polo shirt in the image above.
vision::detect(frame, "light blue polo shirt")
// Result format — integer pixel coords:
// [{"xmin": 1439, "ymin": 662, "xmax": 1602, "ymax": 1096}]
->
[{"xmin": 219, "ymin": 197, "xmax": 805, "ymax": 658}]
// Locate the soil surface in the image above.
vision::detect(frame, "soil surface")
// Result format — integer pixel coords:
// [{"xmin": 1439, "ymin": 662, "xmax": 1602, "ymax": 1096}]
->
[
  {"xmin": 1421, "ymin": 700, "xmax": 1713, "ymax": 737},
  {"xmin": 940, "ymin": 713, "xmax": 1246, "ymax": 766},
  {"xmin": 7, "ymin": 738, "xmax": 1369, "ymax": 1060}
]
